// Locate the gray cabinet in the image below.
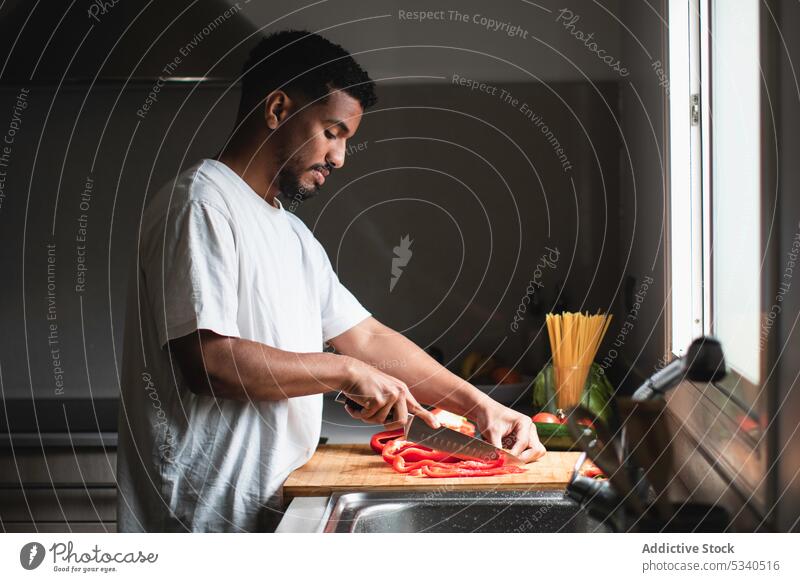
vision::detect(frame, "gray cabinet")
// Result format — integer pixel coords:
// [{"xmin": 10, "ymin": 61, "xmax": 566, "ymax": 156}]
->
[{"xmin": 0, "ymin": 441, "xmax": 117, "ymax": 533}]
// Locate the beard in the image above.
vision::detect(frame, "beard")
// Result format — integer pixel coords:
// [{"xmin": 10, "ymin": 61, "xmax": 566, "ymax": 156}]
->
[{"xmin": 276, "ymin": 147, "xmax": 320, "ymax": 203}]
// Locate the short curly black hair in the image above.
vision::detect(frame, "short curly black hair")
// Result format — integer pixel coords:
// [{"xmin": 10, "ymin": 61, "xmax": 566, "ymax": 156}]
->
[{"xmin": 237, "ymin": 30, "xmax": 377, "ymax": 122}]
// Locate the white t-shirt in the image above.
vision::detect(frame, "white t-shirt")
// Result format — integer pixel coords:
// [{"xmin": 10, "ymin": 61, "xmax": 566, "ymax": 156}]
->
[{"xmin": 116, "ymin": 159, "xmax": 370, "ymax": 532}]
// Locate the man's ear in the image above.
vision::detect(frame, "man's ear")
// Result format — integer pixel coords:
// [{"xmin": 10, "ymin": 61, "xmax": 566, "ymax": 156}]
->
[{"xmin": 263, "ymin": 90, "xmax": 293, "ymax": 130}]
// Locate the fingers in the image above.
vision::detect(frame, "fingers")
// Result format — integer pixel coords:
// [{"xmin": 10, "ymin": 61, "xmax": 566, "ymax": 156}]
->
[
  {"xmin": 518, "ymin": 429, "xmax": 547, "ymax": 463},
  {"xmin": 382, "ymin": 404, "xmax": 410, "ymax": 431},
  {"xmin": 482, "ymin": 425, "xmax": 503, "ymax": 449},
  {"xmin": 393, "ymin": 396, "xmax": 409, "ymax": 426},
  {"xmin": 484, "ymin": 417, "xmax": 546, "ymax": 463},
  {"xmin": 345, "ymin": 398, "xmax": 388, "ymax": 424},
  {"xmin": 382, "ymin": 417, "xmax": 407, "ymax": 431},
  {"xmin": 344, "ymin": 404, "xmax": 362, "ymax": 419},
  {"xmin": 518, "ymin": 441, "xmax": 547, "ymax": 463},
  {"xmin": 361, "ymin": 399, "xmax": 395, "ymax": 425},
  {"xmin": 344, "ymin": 394, "xmax": 371, "ymax": 411},
  {"xmin": 344, "ymin": 367, "xmax": 441, "ymax": 431},
  {"xmin": 508, "ymin": 423, "xmax": 526, "ymax": 457},
  {"xmin": 407, "ymin": 399, "xmax": 441, "ymax": 429},
  {"xmin": 360, "ymin": 384, "xmax": 397, "ymax": 421}
]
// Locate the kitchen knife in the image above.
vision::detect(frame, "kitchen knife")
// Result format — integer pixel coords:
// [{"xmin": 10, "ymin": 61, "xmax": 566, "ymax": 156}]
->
[
  {"xmin": 334, "ymin": 391, "xmax": 406, "ymax": 423},
  {"xmin": 405, "ymin": 414, "xmax": 525, "ymax": 466},
  {"xmin": 334, "ymin": 391, "xmax": 525, "ymax": 466}
]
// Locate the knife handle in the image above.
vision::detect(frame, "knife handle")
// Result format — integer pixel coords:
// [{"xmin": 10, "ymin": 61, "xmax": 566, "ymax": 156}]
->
[{"xmin": 334, "ymin": 391, "xmax": 396, "ymax": 423}]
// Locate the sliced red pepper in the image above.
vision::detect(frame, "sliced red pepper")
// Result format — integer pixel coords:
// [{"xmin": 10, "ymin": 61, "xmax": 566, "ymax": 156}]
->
[
  {"xmin": 369, "ymin": 429, "xmax": 405, "ymax": 454},
  {"xmin": 421, "ymin": 464, "xmax": 525, "ymax": 478},
  {"xmin": 378, "ymin": 435, "xmax": 525, "ymax": 478},
  {"xmin": 430, "ymin": 408, "xmax": 477, "ymax": 437},
  {"xmin": 380, "ymin": 438, "xmax": 459, "ymax": 464},
  {"xmin": 391, "ymin": 456, "xmax": 438, "ymax": 474},
  {"xmin": 391, "ymin": 446, "xmax": 456, "ymax": 463}
]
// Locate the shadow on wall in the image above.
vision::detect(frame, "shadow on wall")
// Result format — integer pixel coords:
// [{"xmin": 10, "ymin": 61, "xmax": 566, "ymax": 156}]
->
[
  {"xmin": 299, "ymin": 81, "xmax": 623, "ymax": 379},
  {"xmin": 0, "ymin": 78, "xmax": 623, "ymax": 401}
]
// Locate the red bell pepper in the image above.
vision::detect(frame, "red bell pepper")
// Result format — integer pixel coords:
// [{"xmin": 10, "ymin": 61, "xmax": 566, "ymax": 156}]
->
[
  {"xmin": 378, "ymin": 435, "xmax": 525, "ymax": 478},
  {"xmin": 369, "ymin": 429, "xmax": 404, "ymax": 455},
  {"xmin": 430, "ymin": 408, "xmax": 477, "ymax": 437},
  {"xmin": 421, "ymin": 464, "xmax": 525, "ymax": 478},
  {"xmin": 381, "ymin": 439, "xmax": 455, "ymax": 464}
]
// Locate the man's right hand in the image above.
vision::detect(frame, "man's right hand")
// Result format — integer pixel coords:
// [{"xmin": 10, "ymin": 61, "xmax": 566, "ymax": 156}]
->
[{"xmin": 340, "ymin": 358, "xmax": 440, "ymax": 431}]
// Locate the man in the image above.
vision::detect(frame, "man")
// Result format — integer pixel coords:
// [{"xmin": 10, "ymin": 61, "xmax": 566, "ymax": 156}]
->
[{"xmin": 117, "ymin": 30, "xmax": 546, "ymax": 533}]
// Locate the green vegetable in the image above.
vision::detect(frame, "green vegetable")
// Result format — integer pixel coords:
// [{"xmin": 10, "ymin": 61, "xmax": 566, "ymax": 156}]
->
[
  {"xmin": 532, "ymin": 362, "xmax": 616, "ymax": 424},
  {"xmin": 533, "ymin": 421, "xmax": 596, "ymax": 451}
]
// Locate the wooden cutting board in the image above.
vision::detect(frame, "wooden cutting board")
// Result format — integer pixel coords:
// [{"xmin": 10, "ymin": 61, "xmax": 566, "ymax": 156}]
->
[{"xmin": 283, "ymin": 444, "xmax": 582, "ymax": 499}]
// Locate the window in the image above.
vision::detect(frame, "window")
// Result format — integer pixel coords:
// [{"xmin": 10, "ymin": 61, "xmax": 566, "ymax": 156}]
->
[
  {"xmin": 668, "ymin": 0, "xmax": 704, "ymax": 358},
  {"xmin": 668, "ymin": 0, "xmax": 763, "ymax": 390},
  {"xmin": 709, "ymin": 0, "xmax": 762, "ymax": 386}
]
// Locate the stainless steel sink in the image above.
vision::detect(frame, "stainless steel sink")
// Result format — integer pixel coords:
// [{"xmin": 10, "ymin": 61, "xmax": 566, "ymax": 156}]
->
[{"xmin": 321, "ymin": 490, "xmax": 613, "ymax": 533}]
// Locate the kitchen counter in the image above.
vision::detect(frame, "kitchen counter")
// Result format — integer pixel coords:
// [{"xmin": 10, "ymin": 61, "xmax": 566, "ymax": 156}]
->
[
  {"xmin": 277, "ymin": 444, "xmax": 581, "ymax": 532},
  {"xmin": 276, "ymin": 392, "xmax": 555, "ymax": 532},
  {"xmin": 285, "ymin": 445, "xmax": 580, "ymax": 497},
  {"xmin": 276, "ymin": 496, "xmax": 331, "ymax": 532}
]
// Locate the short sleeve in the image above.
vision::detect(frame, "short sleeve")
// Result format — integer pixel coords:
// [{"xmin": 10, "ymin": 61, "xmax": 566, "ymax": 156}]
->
[
  {"xmin": 145, "ymin": 201, "xmax": 240, "ymax": 347},
  {"xmin": 312, "ymin": 239, "xmax": 371, "ymax": 342}
]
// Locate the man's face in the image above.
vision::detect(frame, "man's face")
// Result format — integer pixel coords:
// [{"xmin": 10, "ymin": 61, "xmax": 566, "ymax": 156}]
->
[{"xmin": 274, "ymin": 90, "xmax": 363, "ymax": 202}]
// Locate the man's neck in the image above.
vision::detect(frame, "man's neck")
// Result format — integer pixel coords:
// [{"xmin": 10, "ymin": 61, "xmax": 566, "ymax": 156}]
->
[{"xmin": 216, "ymin": 130, "xmax": 281, "ymax": 208}]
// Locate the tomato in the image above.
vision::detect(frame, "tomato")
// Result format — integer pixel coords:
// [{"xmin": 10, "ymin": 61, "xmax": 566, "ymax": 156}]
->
[
  {"xmin": 576, "ymin": 418, "xmax": 596, "ymax": 430},
  {"xmin": 531, "ymin": 412, "xmax": 563, "ymax": 424},
  {"xmin": 580, "ymin": 461, "xmax": 605, "ymax": 479}
]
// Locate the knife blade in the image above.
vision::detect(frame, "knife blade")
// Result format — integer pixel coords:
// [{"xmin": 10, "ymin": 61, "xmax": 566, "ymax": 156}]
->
[
  {"xmin": 405, "ymin": 414, "xmax": 525, "ymax": 466},
  {"xmin": 334, "ymin": 391, "xmax": 524, "ymax": 467}
]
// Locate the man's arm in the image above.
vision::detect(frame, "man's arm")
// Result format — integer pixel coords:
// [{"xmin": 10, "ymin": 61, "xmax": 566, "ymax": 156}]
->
[
  {"xmin": 168, "ymin": 329, "xmax": 440, "ymax": 430},
  {"xmin": 169, "ymin": 330, "xmax": 350, "ymax": 400},
  {"xmin": 329, "ymin": 317, "xmax": 547, "ymax": 462},
  {"xmin": 329, "ymin": 318, "xmax": 489, "ymax": 417}
]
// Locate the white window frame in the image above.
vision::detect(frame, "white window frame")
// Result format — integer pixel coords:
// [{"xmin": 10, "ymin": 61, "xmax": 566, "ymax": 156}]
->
[
  {"xmin": 668, "ymin": 0, "xmax": 705, "ymax": 357},
  {"xmin": 668, "ymin": 0, "xmax": 764, "ymax": 388}
]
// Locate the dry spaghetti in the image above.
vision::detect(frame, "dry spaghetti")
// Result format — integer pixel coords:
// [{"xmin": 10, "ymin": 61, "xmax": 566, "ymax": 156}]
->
[{"xmin": 545, "ymin": 311, "xmax": 613, "ymax": 409}]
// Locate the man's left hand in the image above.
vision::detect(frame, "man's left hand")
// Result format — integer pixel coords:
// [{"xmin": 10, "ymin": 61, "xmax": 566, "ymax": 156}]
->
[{"xmin": 476, "ymin": 402, "xmax": 547, "ymax": 463}]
